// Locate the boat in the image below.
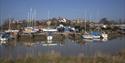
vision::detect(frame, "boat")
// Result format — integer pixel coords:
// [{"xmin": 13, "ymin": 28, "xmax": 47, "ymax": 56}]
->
[
  {"xmin": 47, "ymin": 36, "xmax": 53, "ymax": 41},
  {"xmin": 82, "ymin": 31, "xmax": 108, "ymax": 39},
  {"xmin": 0, "ymin": 32, "xmax": 14, "ymax": 41},
  {"xmin": 82, "ymin": 15, "xmax": 93, "ymax": 39},
  {"xmin": 82, "ymin": 31, "xmax": 100, "ymax": 39},
  {"xmin": 43, "ymin": 28, "xmax": 57, "ymax": 41},
  {"xmin": 90, "ymin": 31, "xmax": 101, "ymax": 39},
  {"xmin": 92, "ymin": 35, "xmax": 100, "ymax": 39},
  {"xmin": 0, "ymin": 32, "xmax": 8, "ymax": 41},
  {"xmin": 82, "ymin": 13, "xmax": 95, "ymax": 39},
  {"xmin": 47, "ymin": 32, "xmax": 53, "ymax": 41},
  {"xmin": 0, "ymin": 33, "xmax": 8, "ymax": 44},
  {"xmin": 82, "ymin": 11, "xmax": 108, "ymax": 40},
  {"xmin": 101, "ymin": 32, "xmax": 108, "ymax": 39},
  {"xmin": 82, "ymin": 34, "xmax": 93, "ymax": 39}
]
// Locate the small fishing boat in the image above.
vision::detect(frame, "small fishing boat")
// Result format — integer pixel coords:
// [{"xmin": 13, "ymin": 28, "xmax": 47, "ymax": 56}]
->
[
  {"xmin": 0, "ymin": 33, "xmax": 7, "ymax": 41},
  {"xmin": 0, "ymin": 36, "xmax": 7, "ymax": 41},
  {"xmin": 0, "ymin": 32, "xmax": 14, "ymax": 41},
  {"xmin": 82, "ymin": 32, "xmax": 108, "ymax": 39},
  {"xmin": 82, "ymin": 31, "xmax": 92, "ymax": 39},
  {"xmin": 82, "ymin": 34, "xmax": 93, "ymax": 39}
]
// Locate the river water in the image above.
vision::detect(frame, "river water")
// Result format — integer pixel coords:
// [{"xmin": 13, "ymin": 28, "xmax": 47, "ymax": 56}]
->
[{"xmin": 0, "ymin": 36, "xmax": 125, "ymax": 59}]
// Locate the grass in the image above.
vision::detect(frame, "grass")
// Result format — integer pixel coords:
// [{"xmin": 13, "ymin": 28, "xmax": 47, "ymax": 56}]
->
[{"xmin": 0, "ymin": 50, "xmax": 125, "ymax": 63}]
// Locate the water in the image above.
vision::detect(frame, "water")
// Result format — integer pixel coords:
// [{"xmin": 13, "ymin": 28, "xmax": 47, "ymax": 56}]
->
[{"xmin": 0, "ymin": 36, "xmax": 125, "ymax": 59}]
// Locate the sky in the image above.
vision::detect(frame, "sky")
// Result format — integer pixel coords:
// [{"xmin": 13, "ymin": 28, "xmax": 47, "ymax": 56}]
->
[{"xmin": 0, "ymin": 0, "xmax": 125, "ymax": 21}]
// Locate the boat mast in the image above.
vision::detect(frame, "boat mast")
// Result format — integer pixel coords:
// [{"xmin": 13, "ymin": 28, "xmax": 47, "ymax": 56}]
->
[
  {"xmin": 27, "ymin": 9, "xmax": 30, "ymax": 27},
  {"xmin": 33, "ymin": 9, "xmax": 36, "ymax": 28},
  {"xmin": 0, "ymin": 16, "xmax": 2, "ymax": 32},
  {"xmin": 84, "ymin": 10, "xmax": 86, "ymax": 32},
  {"xmin": 47, "ymin": 10, "xmax": 50, "ymax": 29},
  {"xmin": 27, "ymin": 8, "xmax": 33, "ymax": 27},
  {"xmin": 30, "ymin": 8, "xmax": 33, "ymax": 27},
  {"xmin": 9, "ymin": 18, "xmax": 11, "ymax": 30},
  {"xmin": 48, "ymin": 10, "xmax": 50, "ymax": 20},
  {"xmin": 97, "ymin": 10, "xmax": 101, "ymax": 32}
]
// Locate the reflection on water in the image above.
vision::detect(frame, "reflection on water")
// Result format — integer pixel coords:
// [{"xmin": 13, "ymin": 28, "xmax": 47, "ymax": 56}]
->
[{"xmin": 0, "ymin": 36, "xmax": 125, "ymax": 59}]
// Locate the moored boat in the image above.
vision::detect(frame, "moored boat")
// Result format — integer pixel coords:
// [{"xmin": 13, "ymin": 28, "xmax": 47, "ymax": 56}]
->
[
  {"xmin": 101, "ymin": 33, "xmax": 108, "ymax": 39},
  {"xmin": 0, "ymin": 32, "xmax": 14, "ymax": 41},
  {"xmin": 82, "ymin": 34, "xmax": 93, "ymax": 39},
  {"xmin": 90, "ymin": 31, "xmax": 101, "ymax": 39},
  {"xmin": 82, "ymin": 31, "xmax": 108, "ymax": 39}
]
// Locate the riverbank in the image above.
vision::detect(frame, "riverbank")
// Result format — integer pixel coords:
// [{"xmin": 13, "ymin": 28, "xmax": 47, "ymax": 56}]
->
[
  {"xmin": 15, "ymin": 31, "xmax": 124, "ymax": 42},
  {"xmin": 0, "ymin": 50, "xmax": 125, "ymax": 63},
  {"xmin": 16, "ymin": 32, "xmax": 80, "ymax": 42}
]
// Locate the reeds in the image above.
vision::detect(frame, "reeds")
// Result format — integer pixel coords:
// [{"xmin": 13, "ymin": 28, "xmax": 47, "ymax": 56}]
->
[{"xmin": 0, "ymin": 50, "xmax": 125, "ymax": 63}]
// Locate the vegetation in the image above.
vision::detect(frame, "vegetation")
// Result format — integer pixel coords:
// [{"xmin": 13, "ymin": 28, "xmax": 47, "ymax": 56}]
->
[
  {"xmin": 1, "ymin": 17, "xmax": 125, "ymax": 31},
  {"xmin": 0, "ymin": 50, "xmax": 125, "ymax": 63}
]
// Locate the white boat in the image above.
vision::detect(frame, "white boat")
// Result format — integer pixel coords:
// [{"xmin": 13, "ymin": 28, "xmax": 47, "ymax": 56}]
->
[
  {"xmin": 82, "ymin": 32, "xmax": 108, "ymax": 39},
  {"xmin": 0, "ymin": 33, "xmax": 7, "ymax": 44},
  {"xmin": 82, "ymin": 32, "xmax": 101, "ymax": 39},
  {"xmin": 82, "ymin": 13, "xmax": 101, "ymax": 39},
  {"xmin": 92, "ymin": 35, "xmax": 101, "ymax": 39},
  {"xmin": 0, "ymin": 33, "xmax": 7, "ymax": 41},
  {"xmin": 82, "ymin": 34, "xmax": 93, "ymax": 39},
  {"xmin": 47, "ymin": 36, "xmax": 53, "ymax": 41},
  {"xmin": 0, "ymin": 32, "xmax": 14, "ymax": 41},
  {"xmin": 101, "ymin": 33, "xmax": 108, "ymax": 39},
  {"xmin": 82, "ymin": 11, "xmax": 108, "ymax": 40},
  {"xmin": 90, "ymin": 32, "xmax": 101, "ymax": 39}
]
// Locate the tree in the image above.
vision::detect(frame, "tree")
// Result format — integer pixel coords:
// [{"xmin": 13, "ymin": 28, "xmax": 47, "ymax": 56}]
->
[{"xmin": 99, "ymin": 18, "xmax": 110, "ymax": 24}]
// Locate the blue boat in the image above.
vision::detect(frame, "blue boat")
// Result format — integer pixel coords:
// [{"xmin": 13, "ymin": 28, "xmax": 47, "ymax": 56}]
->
[
  {"xmin": 82, "ymin": 31, "xmax": 102, "ymax": 39},
  {"xmin": 90, "ymin": 32, "xmax": 101, "ymax": 39}
]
